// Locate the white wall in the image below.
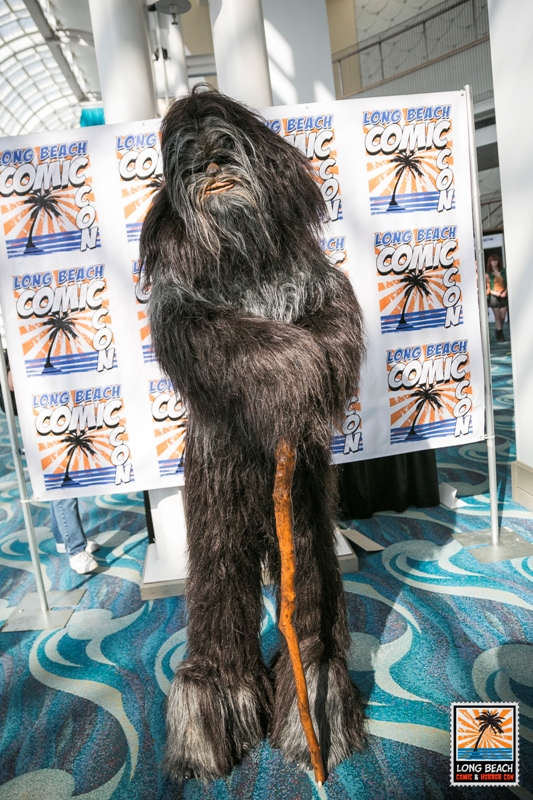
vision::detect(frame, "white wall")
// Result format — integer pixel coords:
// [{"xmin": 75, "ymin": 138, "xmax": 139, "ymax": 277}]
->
[
  {"xmin": 488, "ymin": 0, "xmax": 533, "ymax": 503},
  {"xmin": 263, "ymin": 0, "xmax": 336, "ymax": 105}
]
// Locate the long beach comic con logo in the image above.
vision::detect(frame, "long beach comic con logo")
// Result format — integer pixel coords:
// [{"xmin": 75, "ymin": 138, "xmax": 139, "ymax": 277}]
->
[
  {"xmin": 266, "ymin": 114, "xmax": 343, "ymax": 223},
  {"xmin": 0, "ymin": 139, "xmax": 101, "ymax": 258},
  {"xmin": 132, "ymin": 259, "xmax": 155, "ymax": 363},
  {"xmin": 149, "ymin": 377, "xmax": 187, "ymax": 478},
  {"xmin": 332, "ymin": 396, "xmax": 363, "ymax": 458},
  {"xmin": 13, "ymin": 265, "xmax": 117, "ymax": 377},
  {"xmin": 116, "ymin": 130, "xmax": 162, "ymax": 243},
  {"xmin": 376, "ymin": 225, "xmax": 463, "ymax": 333},
  {"xmin": 363, "ymin": 104, "xmax": 455, "ymax": 215},
  {"xmin": 32, "ymin": 384, "xmax": 134, "ymax": 490},
  {"xmin": 387, "ymin": 339, "xmax": 473, "ymax": 444}
]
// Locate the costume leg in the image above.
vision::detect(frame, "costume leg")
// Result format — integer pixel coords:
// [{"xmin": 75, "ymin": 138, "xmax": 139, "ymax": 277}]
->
[
  {"xmin": 164, "ymin": 424, "xmax": 273, "ymax": 783},
  {"xmin": 50, "ymin": 499, "xmax": 87, "ymax": 556},
  {"xmin": 269, "ymin": 442, "xmax": 366, "ymax": 772}
]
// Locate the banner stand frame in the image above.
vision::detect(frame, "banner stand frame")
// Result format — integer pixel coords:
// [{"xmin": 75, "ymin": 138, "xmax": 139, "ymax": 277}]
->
[
  {"xmin": 452, "ymin": 85, "xmax": 533, "ymax": 564},
  {"xmin": 0, "ymin": 322, "xmax": 84, "ymax": 632}
]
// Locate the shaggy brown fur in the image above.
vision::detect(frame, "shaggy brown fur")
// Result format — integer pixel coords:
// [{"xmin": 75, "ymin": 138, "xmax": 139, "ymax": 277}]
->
[{"xmin": 140, "ymin": 85, "xmax": 366, "ymax": 783}]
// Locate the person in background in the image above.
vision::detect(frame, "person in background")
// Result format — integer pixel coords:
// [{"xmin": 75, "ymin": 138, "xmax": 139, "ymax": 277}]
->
[
  {"xmin": 486, "ymin": 253, "xmax": 508, "ymax": 341},
  {"xmin": 50, "ymin": 499, "xmax": 100, "ymax": 574},
  {"xmin": 2, "ymin": 360, "xmax": 99, "ymax": 575}
]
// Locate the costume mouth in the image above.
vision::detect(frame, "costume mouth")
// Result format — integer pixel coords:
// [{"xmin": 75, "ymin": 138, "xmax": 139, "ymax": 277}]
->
[{"xmin": 204, "ymin": 179, "xmax": 235, "ymax": 195}]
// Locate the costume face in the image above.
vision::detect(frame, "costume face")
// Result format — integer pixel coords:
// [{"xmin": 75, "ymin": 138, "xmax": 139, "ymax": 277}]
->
[
  {"xmin": 154, "ymin": 91, "xmax": 327, "ymax": 277},
  {"xmin": 162, "ymin": 107, "xmax": 277, "ymax": 265}
]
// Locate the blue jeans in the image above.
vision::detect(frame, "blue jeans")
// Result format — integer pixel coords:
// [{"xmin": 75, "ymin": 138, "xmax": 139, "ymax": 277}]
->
[{"xmin": 50, "ymin": 499, "xmax": 87, "ymax": 556}]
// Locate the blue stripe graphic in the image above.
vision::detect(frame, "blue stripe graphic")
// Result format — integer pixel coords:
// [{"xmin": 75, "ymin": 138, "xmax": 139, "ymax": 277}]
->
[
  {"xmin": 331, "ymin": 433, "xmax": 363, "ymax": 454},
  {"xmin": 127, "ymin": 223, "xmax": 143, "ymax": 243},
  {"xmin": 44, "ymin": 464, "xmax": 135, "ymax": 489},
  {"xmin": 6, "ymin": 229, "xmax": 101, "ymax": 258},
  {"xmin": 381, "ymin": 307, "xmax": 463, "ymax": 333},
  {"xmin": 391, "ymin": 416, "xmax": 472, "ymax": 444},
  {"xmin": 370, "ymin": 191, "xmax": 455, "ymax": 215},
  {"xmin": 25, "ymin": 351, "xmax": 118, "ymax": 377},
  {"xmin": 457, "ymin": 748, "xmax": 513, "ymax": 761},
  {"xmin": 158, "ymin": 458, "xmax": 185, "ymax": 477},
  {"xmin": 142, "ymin": 344, "xmax": 156, "ymax": 363}
]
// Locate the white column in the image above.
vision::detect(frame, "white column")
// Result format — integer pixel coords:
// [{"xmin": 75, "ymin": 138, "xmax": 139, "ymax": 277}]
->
[
  {"xmin": 262, "ymin": 0, "xmax": 335, "ymax": 105},
  {"xmin": 88, "ymin": 0, "xmax": 188, "ymax": 593},
  {"xmin": 88, "ymin": 0, "xmax": 158, "ymax": 123},
  {"xmin": 488, "ymin": 0, "xmax": 533, "ymax": 509},
  {"xmin": 161, "ymin": 12, "xmax": 190, "ymax": 99},
  {"xmin": 208, "ymin": 0, "xmax": 273, "ymax": 106}
]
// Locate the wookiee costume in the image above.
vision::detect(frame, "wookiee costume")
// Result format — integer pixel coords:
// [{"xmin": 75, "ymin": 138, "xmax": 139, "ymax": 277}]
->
[{"xmin": 140, "ymin": 86, "xmax": 366, "ymax": 783}]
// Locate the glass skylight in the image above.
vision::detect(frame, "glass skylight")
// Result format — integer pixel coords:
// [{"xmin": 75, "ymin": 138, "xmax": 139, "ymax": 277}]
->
[{"xmin": 0, "ymin": 0, "xmax": 89, "ymax": 137}]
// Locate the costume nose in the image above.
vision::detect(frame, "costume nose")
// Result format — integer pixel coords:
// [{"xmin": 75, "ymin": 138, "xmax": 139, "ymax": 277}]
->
[{"xmin": 206, "ymin": 162, "xmax": 220, "ymax": 177}]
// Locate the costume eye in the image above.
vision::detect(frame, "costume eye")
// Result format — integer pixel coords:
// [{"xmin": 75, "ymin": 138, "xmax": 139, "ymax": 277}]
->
[{"xmin": 218, "ymin": 135, "xmax": 235, "ymax": 151}]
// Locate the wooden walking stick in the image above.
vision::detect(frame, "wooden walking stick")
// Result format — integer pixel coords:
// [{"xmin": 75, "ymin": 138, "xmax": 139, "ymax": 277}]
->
[{"xmin": 273, "ymin": 438, "xmax": 326, "ymax": 786}]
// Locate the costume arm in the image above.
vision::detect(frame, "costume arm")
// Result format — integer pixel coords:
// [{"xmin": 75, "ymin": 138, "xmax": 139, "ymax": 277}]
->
[
  {"xmin": 149, "ymin": 279, "xmax": 331, "ymax": 449},
  {"xmin": 297, "ymin": 267, "xmax": 365, "ymax": 422}
]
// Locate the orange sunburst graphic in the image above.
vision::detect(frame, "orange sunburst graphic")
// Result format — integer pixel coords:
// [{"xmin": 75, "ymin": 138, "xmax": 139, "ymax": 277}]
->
[
  {"xmin": 0, "ymin": 143, "xmax": 100, "ymax": 257},
  {"xmin": 116, "ymin": 130, "xmax": 161, "ymax": 241},
  {"xmin": 279, "ymin": 115, "xmax": 342, "ymax": 223},
  {"xmin": 367, "ymin": 151, "xmax": 442, "ymax": 197},
  {"xmin": 34, "ymin": 388, "xmax": 131, "ymax": 489},
  {"xmin": 363, "ymin": 105, "xmax": 454, "ymax": 215},
  {"xmin": 388, "ymin": 347, "xmax": 472, "ymax": 443},
  {"xmin": 376, "ymin": 230, "xmax": 462, "ymax": 333},
  {"xmin": 456, "ymin": 707, "xmax": 514, "ymax": 753},
  {"xmin": 13, "ymin": 266, "xmax": 115, "ymax": 377},
  {"xmin": 390, "ymin": 377, "xmax": 460, "ymax": 428}
]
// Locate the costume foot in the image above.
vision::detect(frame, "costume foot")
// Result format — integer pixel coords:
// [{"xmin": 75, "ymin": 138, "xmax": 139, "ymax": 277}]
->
[
  {"xmin": 165, "ymin": 658, "xmax": 273, "ymax": 783},
  {"xmin": 270, "ymin": 647, "xmax": 366, "ymax": 774}
]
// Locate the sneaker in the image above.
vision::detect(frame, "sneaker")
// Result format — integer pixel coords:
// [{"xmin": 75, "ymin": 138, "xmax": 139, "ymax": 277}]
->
[
  {"xmin": 69, "ymin": 550, "xmax": 99, "ymax": 574},
  {"xmin": 56, "ymin": 540, "xmax": 100, "ymax": 554}
]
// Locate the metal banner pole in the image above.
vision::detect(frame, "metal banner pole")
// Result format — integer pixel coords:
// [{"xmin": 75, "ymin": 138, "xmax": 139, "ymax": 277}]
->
[
  {"xmin": 0, "ymin": 343, "xmax": 49, "ymax": 612},
  {"xmin": 464, "ymin": 84, "xmax": 499, "ymax": 545},
  {"xmin": 453, "ymin": 86, "xmax": 533, "ymax": 563},
  {"xmin": 0, "ymin": 311, "xmax": 81, "ymax": 631}
]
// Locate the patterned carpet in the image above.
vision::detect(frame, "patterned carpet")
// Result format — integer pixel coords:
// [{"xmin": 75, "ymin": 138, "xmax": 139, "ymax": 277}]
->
[{"xmin": 1, "ymin": 329, "xmax": 532, "ymax": 800}]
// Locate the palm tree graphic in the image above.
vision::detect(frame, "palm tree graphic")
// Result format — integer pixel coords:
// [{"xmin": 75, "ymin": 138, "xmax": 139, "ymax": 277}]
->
[
  {"xmin": 60, "ymin": 429, "xmax": 98, "ymax": 486},
  {"xmin": 23, "ymin": 188, "xmax": 62, "ymax": 253},
  {"xmin": 397, "ymin": 269, "xmax": 433, "ymax": 328},
  {"xmin": 40, "ymin": 310, "xmax": 79, "ymax": 372},
  {"xmin": 407, "ymin": 385, "xmax": 444, "ymax": 438},
  {"xmin": 388, "ymin": 151, "xmax": 424, "ymax": 211},
  {"xmin": 472, "ymin": 710, "xmax": 505, "ymax": 752}
]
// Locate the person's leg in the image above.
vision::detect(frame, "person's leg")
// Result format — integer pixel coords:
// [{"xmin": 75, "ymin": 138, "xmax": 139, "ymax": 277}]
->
[
  {"xmin": 495, "ymin": 307, "xmax": 505, "ymax": 339},
  {"xmin": 49, "ymin": 502, "xmax": 63, "ymax": 546},
  {"xmin": 164, "ymin": 423, "xmax": 272, "ymax": 782},
  {"xmin": 50, "ymin": 499, "xmax": 87, "ymax": 556}
]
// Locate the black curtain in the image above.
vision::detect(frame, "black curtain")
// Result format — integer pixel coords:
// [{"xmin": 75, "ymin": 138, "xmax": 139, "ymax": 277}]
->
[{"xmin": 337, "ymin": 450, "xmax": 440, "ymax": 519}]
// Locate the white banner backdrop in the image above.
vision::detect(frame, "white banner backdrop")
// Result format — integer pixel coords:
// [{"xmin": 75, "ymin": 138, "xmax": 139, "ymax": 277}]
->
[{"xmin": 0, "ymin": 90, "xmax": 485, "ymax": 499}]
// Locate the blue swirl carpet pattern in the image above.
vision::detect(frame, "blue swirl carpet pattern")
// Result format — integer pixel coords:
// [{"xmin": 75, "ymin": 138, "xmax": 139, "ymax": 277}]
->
[{"xmin": 1, "ymin": 334, "xmax": 532, "ymax": 799}]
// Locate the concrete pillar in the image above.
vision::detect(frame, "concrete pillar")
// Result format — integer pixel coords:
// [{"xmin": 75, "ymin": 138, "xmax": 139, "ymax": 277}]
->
[
  {"xmin": 208, "ymin": 0, "xmax": 273, "ymax": 106},
  {"xmin": 161, "ymin": 12, "xmax": 190, "ymax": 98},
  {"xmin": 263, "ymin": 0, "xmax": 335, "ymax": 105},
  {"xmin": 89, "ymin": 0, "xmax": 187, "ymax": 595},
  {"xmin": 488, "ymin": 0, "xmax": 533, "ymax": 510},
  {"xmin": 88, "ymin": 0, "xmax": 158, "ymax": 123}
]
